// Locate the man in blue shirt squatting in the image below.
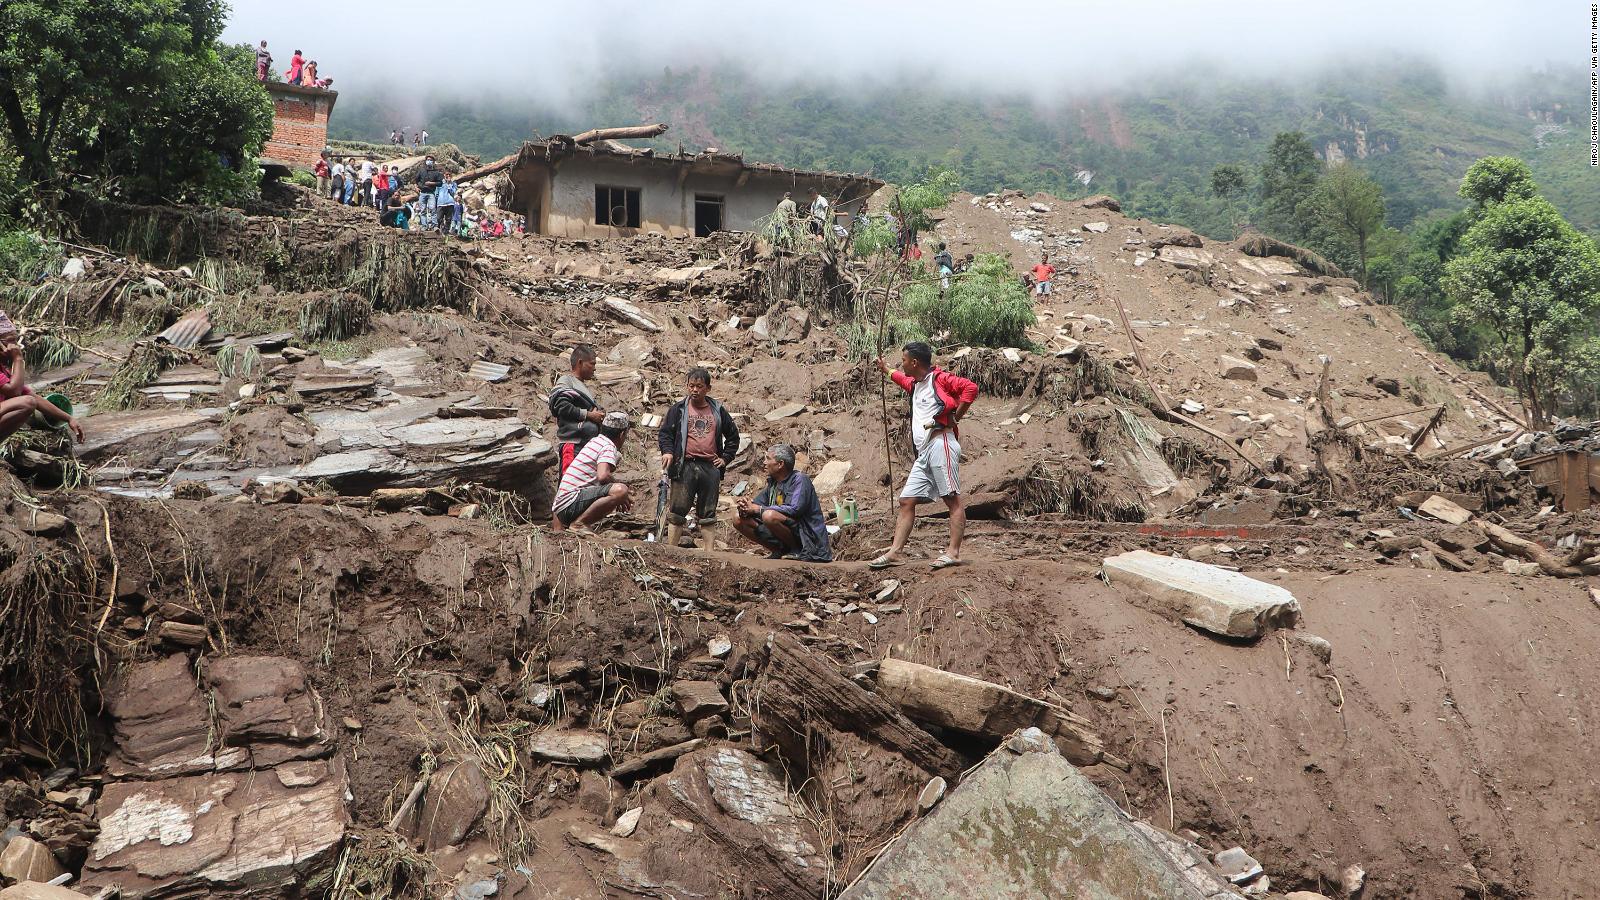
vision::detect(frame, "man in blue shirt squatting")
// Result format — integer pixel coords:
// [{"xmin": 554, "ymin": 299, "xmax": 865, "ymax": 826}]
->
[{"xmin": 732, "ymin": 443, "xmax": 832, "ymax": 562}]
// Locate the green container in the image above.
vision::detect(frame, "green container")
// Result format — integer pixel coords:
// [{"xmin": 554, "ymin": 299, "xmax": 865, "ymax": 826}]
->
[{"xmin": 32, "ymin": 392, "xmax": 71, "ymax": 429}]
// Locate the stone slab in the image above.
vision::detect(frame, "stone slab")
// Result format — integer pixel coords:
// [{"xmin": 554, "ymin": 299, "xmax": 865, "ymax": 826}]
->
[
  {"xmin": 840, "ymin": 729, "xmax": 1210, "ymax": 899},
  {"xmin": 1102, "ymin": 550, "xmax": 1300, "ymax": 639},
  {"xmin": 82, "ymin": 762, "xmax": 349, "ymax": 899}
]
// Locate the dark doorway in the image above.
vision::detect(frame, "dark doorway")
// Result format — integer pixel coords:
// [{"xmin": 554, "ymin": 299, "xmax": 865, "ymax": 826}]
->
[
  {"xmin": 595, "ymin": 185, "xmax": 641, "ymax": 228},
  {"xmin": 694, "ymin": 194, "xmax": 724, "ymax": 237}
]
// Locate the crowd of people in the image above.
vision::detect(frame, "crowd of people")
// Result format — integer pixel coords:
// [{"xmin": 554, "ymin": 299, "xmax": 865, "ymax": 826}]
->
[
  {"xmin": 389, "ymin": 128, "xmax": 430, "ymax": 148},
  {"xmin": 255, "ymin": 42, "xmax": 332, "ymax": 90},
  {"xmin": 545, "ymin": 342, "xmax": 979, "ymax": 568},
  {"xmin": 311, "ymin": 151, "xmax": 524, "ymax": 239}
]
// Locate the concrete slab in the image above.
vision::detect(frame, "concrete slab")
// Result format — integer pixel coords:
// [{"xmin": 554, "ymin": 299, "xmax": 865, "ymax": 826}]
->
[
  {"xmin": 1102, "ymin": 549, "xmax": 1300, "ymax": 639},
  {"xmin": 840, "ymin": 728, "xmax": 1212, "ymax": 899}
]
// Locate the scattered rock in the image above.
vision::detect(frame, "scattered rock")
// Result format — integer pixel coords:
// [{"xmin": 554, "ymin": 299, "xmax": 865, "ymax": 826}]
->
[
  {"xmin": 916, "ymin": 777, "xmax": 946, "ymax": 813},
  {"xmin": 1213, "ymin": 846, "xmax": 1263, "ymax": 884},
  {"xmin": 1341, "ymin": 863, "xmax": 1366, "ymax": 896},
  {"xmin": 0, "ymin": 884, "xmax": 92, "ymax": 900},
  {"xmin": 1082, "ymin": 221, "xmax": 1110, "ymax": 233},
  {"xmin": 1418, "ymin": 494, "xmax": 1472, "ymax": 525},
  {"xmin": 1102, "ymin": 550, "xmax": 1302, "ymax": 639},
  {"xmin": 1159, "ymin": 246, "xmax": 1216, "ymax": 270},
  {"xmin": 1289, "ymin": 632, "xmax": 1333, "ymax": 664},
  {"xmin": 598, "ymin": 295, "xmax": 661, "ymax": 332},
  {"xmin": 61, "ymin": 258, "xmax": 87, "ymax": 281},
  {"xmin": 566, "ymin": 824, "xmax": 625, "ymax": 856},
  {"xmin": 1087, "ymin": 686, "xmax": 1119, "ymax": 702},
  {"xmin": 874, "ymin": 579, "xmax": 901, "ymax": 603},
  {"xmin": 706, "ymin": 635, "xmax": 732, "ymax": 659},
  {"xmin": 1219, "ymin": 355, "xmax": 1259, "ymax": 382},
  {"xmin": 45, "ymin": 787, "xmax": 93, "ymax": 810},
  {"xmin": 663, "ymin": 748, "xmax": 827, "ymax": 896},
  {"xmin": 529, "ymin": 731, "xmax": 610, "ymax": 766},
  {"xmin": 811, "ymin": 459, "xmax": 853, "ymax": 496},
  {"xmin": 419, "ymin": 759, "xmax": 490, "ymax": 849},
  {"xmin": 1080, "ymin": 195, "xmax": 1121, "ymax": 212},
  {"xmin": 610, "ymin": 806, "xmax": 643, "ymax": 837},
  {"xmin": 17, "ymin": 511, "xmax": 71, "ymax": 537},
  {"xmin": 671, "ymin": 681, "xmax": 728, "ymax": 722},
  {"xmin": 0, "ymin": 835, "xmax": 65, "ymax": 883},
  {"xmin": 764, "ymin": 402, "xmax": 806, "ymax": 421}
]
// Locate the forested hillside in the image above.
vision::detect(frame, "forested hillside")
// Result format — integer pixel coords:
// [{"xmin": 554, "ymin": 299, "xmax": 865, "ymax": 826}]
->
[{"xmin": 331, "ymin": 59, "xmax": 1590, "ymax": 237}]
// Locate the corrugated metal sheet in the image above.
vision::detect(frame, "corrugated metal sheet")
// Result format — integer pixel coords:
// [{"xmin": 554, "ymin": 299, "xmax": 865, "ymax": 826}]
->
[
  {"xmin": 465, "ymin": 360, "xmax": 510, "ymax": 383},
  {"xmin": 155, "ymin": 309, "xmax": 212, "ymax": 349}
]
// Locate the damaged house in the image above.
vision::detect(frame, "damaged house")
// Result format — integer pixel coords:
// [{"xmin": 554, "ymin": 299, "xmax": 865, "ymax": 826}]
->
[{"xmin": 506, "ymin": 132, "xmax": 882, "ymax": 238}]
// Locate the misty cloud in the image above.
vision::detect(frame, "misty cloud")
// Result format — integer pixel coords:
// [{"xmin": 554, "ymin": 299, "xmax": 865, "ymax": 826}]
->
[{"xmin": 224, "ymin": 0, "xmax": 1575, "ymax": 107}]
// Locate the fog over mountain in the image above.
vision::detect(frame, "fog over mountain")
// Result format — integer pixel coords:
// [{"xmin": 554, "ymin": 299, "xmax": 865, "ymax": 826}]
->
[{"xmin": 224, "ymin": 0, "xmax": 1575, "ymax": 106}]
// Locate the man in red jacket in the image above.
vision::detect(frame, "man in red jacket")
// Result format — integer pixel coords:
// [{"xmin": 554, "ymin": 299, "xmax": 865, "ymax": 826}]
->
[{"xmin": 871, "ymin": 341, "xmax": 978, "ymax": 570}]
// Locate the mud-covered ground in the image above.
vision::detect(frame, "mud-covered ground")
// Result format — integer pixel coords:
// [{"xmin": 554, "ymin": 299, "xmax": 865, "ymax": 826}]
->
[{"xmin": 1, "ymin": 185, "xmax": 1591, "ymax": 899}]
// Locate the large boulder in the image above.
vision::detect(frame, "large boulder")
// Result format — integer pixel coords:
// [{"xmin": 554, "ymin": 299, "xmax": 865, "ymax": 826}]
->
[
  {"xmin": 417, "ymin": 759, "xmax": 490, "ymax": 850},
  {"xmin": 661, "ymin": 748, "xmax": 827, "ymax": 899},
  {"xmin": 82, "ymin": 762, "xmax": 350, "ymax": 898},
  {"xmin": 205, "ymin": 656, "xmax": 330, "ymax": 765},
  {"xmin": 106, "ymin": 655, "xmax": 241, "ymax": 778},
  {"xmin": 841, "ymin": 729, "xmax": 1216, "ymax": 899},
  {"xmin": 1102, "ymin": 550, "xmax": 1301, "ymax": 639}
]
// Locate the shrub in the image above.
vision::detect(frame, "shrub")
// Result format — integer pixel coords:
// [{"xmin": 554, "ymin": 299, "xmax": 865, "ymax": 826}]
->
[
  {"xmin": 290, "ymin": 170, "xmax": 317, "ymax": 189},
  {"xmin": 0, "ymin": 229, "xmax": 60, "ymax": 283},
  {"xmin": 851, "ymin": 218, "xmax": 896, "ymax": 258},
  {"xmin": 899, "ymin": 253, "xmax": 1035, "ymax": 348}
]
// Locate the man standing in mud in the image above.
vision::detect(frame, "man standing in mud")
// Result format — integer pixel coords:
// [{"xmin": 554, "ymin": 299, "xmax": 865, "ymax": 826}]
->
[
  {"xmin": 870, "ymin": 342, "xmax": 978, "ymax": 571},
  {"xmin": 1031, "ymin": 252, "xmax": 1056, "ymax": 297},
  {"xmin": 549, "ymin": 346, "xmax": 606, "ymax": 477},
  {"xmin": 658, "ymin": 367, "xmax": 739, "ymax": 551},
  {"xmin": 416, "ymin": 156, "xmax": 443, "ymax": 229}
]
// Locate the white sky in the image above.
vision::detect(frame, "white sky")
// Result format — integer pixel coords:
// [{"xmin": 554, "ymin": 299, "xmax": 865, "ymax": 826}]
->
[{"xmin": 223, "ymin": 0, "xmax": 1578, "ymax": 102}]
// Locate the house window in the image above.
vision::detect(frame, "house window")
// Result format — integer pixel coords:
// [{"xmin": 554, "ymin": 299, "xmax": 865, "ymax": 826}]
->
[
  {"xmin": 694, "ymin": 194, "xmax": 724, "ymax": 237},
  {"xmin": 595, "ymin": 186, "xmax": 641, "ymax": 228}
]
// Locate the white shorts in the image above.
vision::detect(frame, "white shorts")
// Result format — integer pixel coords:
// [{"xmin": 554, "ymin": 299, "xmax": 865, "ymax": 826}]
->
[
  {"xmin": 1035, "ymin": 280, "xmax": 1052, "ymax": 295},
  {"xmin": 901, "ymin": 432, "xmax": 961, "ymax": 500}
]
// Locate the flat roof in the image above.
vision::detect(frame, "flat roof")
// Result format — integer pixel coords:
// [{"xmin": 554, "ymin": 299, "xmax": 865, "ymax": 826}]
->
[{"xmin": 515, "ymin": 136, "xmax": 883, "ymax": 192}]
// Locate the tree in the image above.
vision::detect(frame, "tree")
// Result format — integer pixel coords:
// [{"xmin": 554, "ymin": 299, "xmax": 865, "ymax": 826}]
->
[
  {"xmin": 1258, "ymin": 132, "xmax": 1321, "ymax": 242},
  {"xmin": 1304, "ymin": 163, "xmax": 1385, "ymax": 288},
  {"xmin": 0, "ymin": 0, "xmax": 269, "ymax": 203},
  {"xmin": 1209, "ymin": 164, "xmax": 1247, "ymax": 233},
  {"xmin": 1459, "ymin": 156, "xmax": 1537, "ymax": 208},
  {"xmin": 1443, "ymin": 193, "xmax": 1600, "ymax": 425}
]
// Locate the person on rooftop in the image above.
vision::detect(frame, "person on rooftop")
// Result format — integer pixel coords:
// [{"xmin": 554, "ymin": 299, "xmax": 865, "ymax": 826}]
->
[
  {"xmin": 0, "ymin": 313, "xmax": 83, "ymax": 444},
  {"xmin": 303, "ymin": 60, "xmax": 318, "ymax": 87},
  {"xmin": 284, "ymin": 50, "xmax": 304, "ymax": 85},
  {"xmin": 808, "ymin": 189, "xmax": 830, "ymax": 236},
  {"xmin": 255, "ymin": 41, "xmax": 272, "ymax": 82},
  {"xmin": 733, "ymin": 444, "xmax": 831, "ymax": 561}
]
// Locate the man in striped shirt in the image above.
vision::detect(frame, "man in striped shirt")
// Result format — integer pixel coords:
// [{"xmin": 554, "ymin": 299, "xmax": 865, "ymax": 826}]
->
[{"xmin": 551, "ymin": 411, "xmax": 634, "ymax": 533}]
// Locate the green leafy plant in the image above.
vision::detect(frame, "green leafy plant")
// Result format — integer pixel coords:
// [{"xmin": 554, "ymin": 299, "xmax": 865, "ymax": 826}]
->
[{"xmin": 898, "ymin": 254, "xmax": 1035, "ymax": 348}]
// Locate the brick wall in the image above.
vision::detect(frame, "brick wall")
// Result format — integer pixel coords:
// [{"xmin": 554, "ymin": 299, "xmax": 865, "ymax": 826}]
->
[{"xmin": 262, "ymin": 84, "xmax": 338, "ymax": 171}]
